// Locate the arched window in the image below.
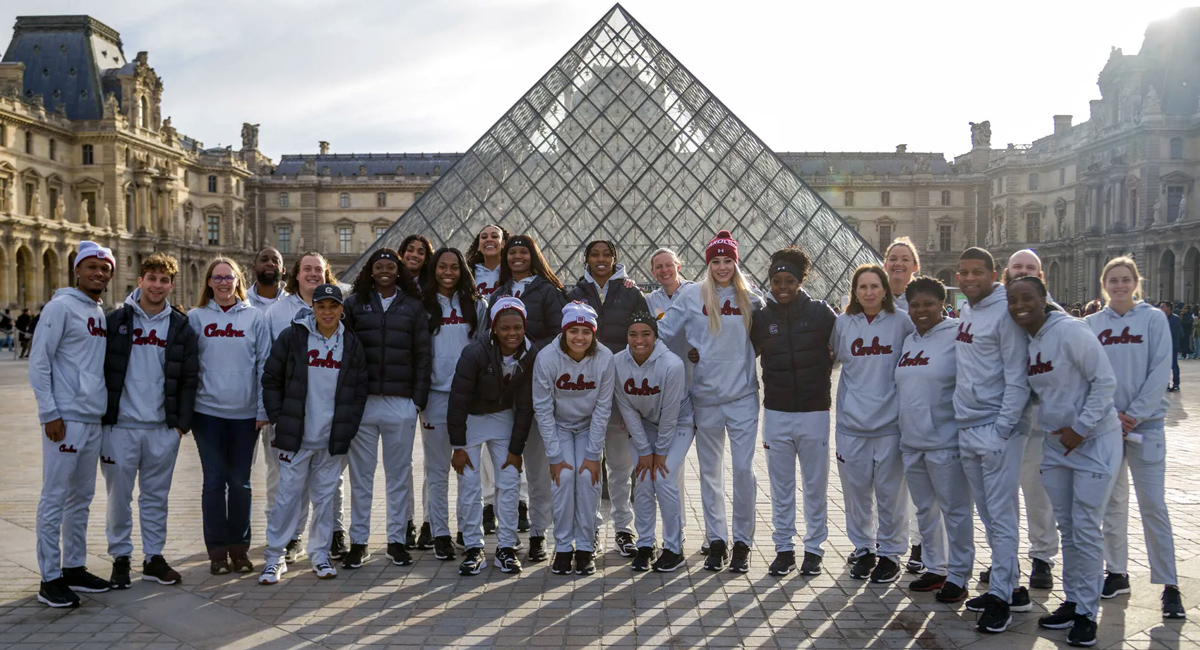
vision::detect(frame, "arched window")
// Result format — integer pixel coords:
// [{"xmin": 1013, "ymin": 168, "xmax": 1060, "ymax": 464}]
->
[
  {"xmin": 340, "ymin": 192, "xmax": 350, "ymax": 208},
  {"xmin": 139, "ymin": 96, "xmax": 149, "ymax": 129}
]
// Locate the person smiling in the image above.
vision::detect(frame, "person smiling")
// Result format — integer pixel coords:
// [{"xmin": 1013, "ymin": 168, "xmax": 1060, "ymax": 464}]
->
[
  {"xmin": 1007, "ymin": 275, "xmax": 1121, "ymax": 648},
  {"xmin": 247, "ymin": 247, "xmax": 286, "ymax": 311},
  {"xmin": 466, "ymin": 225, "xmax": 509, "ymax": 298},
  {"xmin": 399, "ymin": 234, "xmax": 435, "ymax": 295},
  {"xmin": 1086, "ymin": 257, "xmax": 1185, "ymax": 619}
]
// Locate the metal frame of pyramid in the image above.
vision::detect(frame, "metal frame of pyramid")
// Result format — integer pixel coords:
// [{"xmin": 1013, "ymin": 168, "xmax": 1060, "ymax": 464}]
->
[{"xmin": 342, "ymin": 3, "xmax": 878, "ymax": 300}]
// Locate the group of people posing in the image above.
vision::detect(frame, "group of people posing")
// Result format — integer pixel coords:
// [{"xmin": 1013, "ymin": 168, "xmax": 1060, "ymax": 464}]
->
[{"xmin": 28, "ymin": 226, "xmax": 1184, "ymax": 647}]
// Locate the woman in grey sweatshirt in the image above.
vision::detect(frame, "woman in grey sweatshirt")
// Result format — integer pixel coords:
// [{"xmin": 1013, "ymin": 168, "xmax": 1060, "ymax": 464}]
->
[
  {"xmin": 534, "ymin": 302, "xmax": 615, "ymax": 576},
  {"xmin": 1009, "ymin": 276, "xmax": 1122, "ymax": 648},
  {"xmin": 1085, "ymin": 256, "xmax": 1185, "ymax": 618}
]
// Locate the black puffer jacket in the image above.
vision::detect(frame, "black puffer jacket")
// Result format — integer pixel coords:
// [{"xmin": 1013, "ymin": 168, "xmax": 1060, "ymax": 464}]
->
[
  {"xmin": 750, "ymin": 290, "xmax": 837, "ymax": 412},
  {"xmin": 566, "ymin": 268, "xmax": 649, "ymax": 354},
  {"xmin": 490, "ymin": 276, "xmax": 566, "ymax": 345},
  {"xmin": 446, "ymin": 337, "xmax": 542, "ymax": 455},
  {"xmin": 103, "ymin": 304, "xmax": 200, "ymax": 432},
  {"xmin": 343, "ymin": 290, "xmax": 433, "ymax": 410},
  {"xmin": 262, "ymin": 323, "xmax": 369, "ymax": 455}
]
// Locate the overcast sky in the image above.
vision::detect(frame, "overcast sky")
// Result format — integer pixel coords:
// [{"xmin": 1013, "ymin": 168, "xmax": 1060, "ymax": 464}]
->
[{"xmin": 1, "ymin": 0, "xmax": 1193, "ymax": 161}]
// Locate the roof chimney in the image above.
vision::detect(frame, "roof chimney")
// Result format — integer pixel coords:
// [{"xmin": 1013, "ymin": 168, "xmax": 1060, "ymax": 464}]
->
[
  {"xmin": 1053, "ymin": 115, "xmax": 1072, "ymax": 135},
  {"xmin": 319, "ymin": 141, "xmax": 329, "ymax": 155},
  {"xmin": 896, "ymin": 144, "xmax": 907, "ymax": 154}
]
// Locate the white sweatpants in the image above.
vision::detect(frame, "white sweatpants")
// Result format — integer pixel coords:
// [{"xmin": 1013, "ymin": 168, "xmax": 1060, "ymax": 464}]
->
[
  {"xmin": 604, "ymin": 406, "xmax": 635, "ymax": 534},
  {"xmin": 693, "ymin": 393, "xmax": 760, "ymax": 546},
  {"xmin": 419, "ymin": 392, "xmax": 454, "ymax": 538},
  {"xmin": 347, "ymin": 395, "xmax": 418, "ymax": 545},
  {"xmin": 1103, "ymin": 426, "xmax": 1178, "ymax": 584},
  {"xmin": 481, "ymin": 446, "xmax": 529, "ymax": 507},
  {"xmin": 101, "ymin": 426, "xmax": 181, "ymax": 559},
  {"xmin": 550, "ymin": 427, "xmax": 603, "ymax": 553},
  {"xmin": 631, "ymin": 421, "xmax": 694, "ymax": 554},
  {"xmin": 457, "ymin": 412, "xmax": 520, "ymax": 550},
  {"xmin": 37, "ymin": 421, "xmax": 103, "ymax": 581},
  {"xmin": 763, "ymin": 410, "xmax": 830, "ymax": 556},
  {"xmin": 902, "ymin": 447, "xmax": 975, "ymax": 586},
  {"xmin": 262, "ymin": 423, "xmax": 346, "ymax": 538},
  {"xmin": 835, "ymin": 430, "xmax": 908, "ymax": 560},
  {"xmin": 264, "ymin": 448, "xmax": 345, "ymax": 566},
  {"xmin": 1021, "ymin": 431, "xmax": 1059, "ymax": 563},
  {"xmin": 959, "ymin": 424, "xmax": 1024, "ymax": 601},
  {"xmin": 522, "ymin": 422, "xmax": 553, "ymax": 539}
]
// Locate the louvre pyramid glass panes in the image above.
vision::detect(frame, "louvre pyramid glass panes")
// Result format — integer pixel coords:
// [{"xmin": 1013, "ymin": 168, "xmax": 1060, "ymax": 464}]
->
[{"xmin": 341, "ymin": 3, "xmax": 877, "ymax": 300}]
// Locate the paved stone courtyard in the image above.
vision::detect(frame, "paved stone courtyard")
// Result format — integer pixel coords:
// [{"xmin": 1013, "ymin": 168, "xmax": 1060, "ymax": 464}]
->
[{"xmin": 0, "ymin": 358, "xmax": 1198, "ymax": 649}]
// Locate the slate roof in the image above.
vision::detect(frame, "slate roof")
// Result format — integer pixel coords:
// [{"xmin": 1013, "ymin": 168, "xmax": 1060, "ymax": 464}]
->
[
  {"xmin": 776, "ymin": 152, "xmax": 955, "ymax": 176},
  {"xmin": 271, "ymin": 152, "xmax": 463, "ymax": 177},
  {"xmin": 1, "ymin": 15, "xmax": 127, "ymax": 120}
]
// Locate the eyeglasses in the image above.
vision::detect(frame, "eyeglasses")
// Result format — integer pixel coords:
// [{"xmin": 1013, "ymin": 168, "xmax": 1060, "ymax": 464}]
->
[{"xmin": 211, "ymin": 275, "xmax": 236, "ymax": 284}]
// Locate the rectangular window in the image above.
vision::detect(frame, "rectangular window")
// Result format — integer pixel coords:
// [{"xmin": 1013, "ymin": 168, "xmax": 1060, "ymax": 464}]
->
[
  {"xmin": 377, "ymin": 192, "xmax": 387, "ymax": 207},
  {"xmin": 339, "ymin": 226, "xmax": 352, "ymax": 254},
  {"xmin": 1028, "ymin": 173, "xmax": 1039, "ymax": 191},
  {"xmin": 207, "ymin": 176, "xmax": 218, "ymax": 193},
  {"xmin": 1170, "ymin": 137, "xmax": 1184, "ymax": 160},
  {"xmin": 940, "ymin": 190, "xmax": 951, "ymax": 206},
  {"xmin": 48, "ymin": 139, "xmax": 55, "ymax": 161},
  {"xmin": 340, "ymin": 193, "xmax": 350, "ymax": 208},
  {"xmin": 844, "ymin": 190, "xmax": 854, "ymax": 207},
  {"xmin": 375, "ymin": 226, "xmax": 387, "ymax": 240},
  {"xmin": 939, "ymin": 224, "xmax": 952, "ymax": 251},
  {"xmin": 278, "ymin": 225, "xmax": 291, "ymax": 254},
  {"xmin": 1025, "ymin": 212, "xmax": 1041, "ymax": 242},
  {"xmin": 0, "ymin": 124, "xmax": 6, "ymax": 147},
  {"xmin": 48, "ymin": 188, "xmax": 57, "ymax": 217},
  {"xmin": 207, "ymin": 214, "xmax": 220, "ymax": 246},
  {"xmin": 24, "ymin": 131, "xmax": 31, "ymax": 154},
  {"xmin": 125, "ymin": 193, "xmax": 134, "ymax": 231},
  {"xmin": 279, "ymin": 192, "xmax": 289, "ymax": 208},
  {"xmin": 81, "ymin": 144, "xmax": 94, "ymax": 165},
  {"xmin": 878, "ymin": 224, "xmax": 892, "ymax": 251},
  {"xmin": 1059, "ymin": 168, "xmax": 1066, "ymax": 186},
  {"xmin": 881, "ymin": 191, "xmax": 891, "ymax": 207},
  {"xmin": 24, "ymin": 183, "xmax": 33, "ymax": 215}
]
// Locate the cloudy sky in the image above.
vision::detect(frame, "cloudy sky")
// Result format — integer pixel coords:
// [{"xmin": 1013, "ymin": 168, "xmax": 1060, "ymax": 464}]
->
[{"xmin": 1, "ymin": 0, "xmax": 1193, "ymax": 161}]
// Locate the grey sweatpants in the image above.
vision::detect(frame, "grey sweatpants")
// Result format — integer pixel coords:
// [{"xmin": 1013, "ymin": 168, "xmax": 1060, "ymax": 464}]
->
[
  {"xmin": 101, "ymin": 426, "xmax": 181, "ymax": 559},
  {"xmin": 37, "ymin": 420, "xmax": 102, "ymax": 581}
]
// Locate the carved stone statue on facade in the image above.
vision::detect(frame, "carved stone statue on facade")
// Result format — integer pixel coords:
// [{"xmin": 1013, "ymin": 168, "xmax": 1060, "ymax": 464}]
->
[
  {"xmin": 969, "ymin": 121, "xmax": 992, "ymax": 148},
  {"xmin": 1179, "ymin": 195, "xmax": 1188, "ymax": 221},
  {"xmin": 54, "ymin": 195, "xmax": 65, "ymax": 221},
  {"xmin": 1153, "ymin": 198, "xmax": 1165, "ymax": 225},
  {"xmin": 927, "ymin": 234, "xmax": 936, "ymax": 251},
  {"xmin": 30, "ymin": 191, "xmax": 41, "ymax": 217},
  {"xmin": 984, "ymin": 228, "xmax": 993, "ymax": 248},
  {"xmin": 1043, "ymin": 220, "xmax": 1053, "ymax": 241},
  {"xmin": 1060, "ymin": 219, "xmax": 1067, "ymax": 238},
  {"xmin": 1000, "ymin": 224, "xmax": 1008, "ymax": 244},
  {"xmin": 1144, "ymin": 85, "xmax": 1162, "ymax": 114},
  {"xmin": 103, "ymin": 203, "xmax": 112, "ymax": 229},
  {"xmin": 359, "ymin": 164, "xmax": 368, "ymax": 176},
  {"xmin": 80, "ymin": 199, "xmax": 89, "ymax": 224},
  {"xmin": 301, "ymin": 158, "xmax": 316, "ymax": 175},
  {"xmin": 241, "ymin": 123, "xmax": 260, "ymax": 150}
]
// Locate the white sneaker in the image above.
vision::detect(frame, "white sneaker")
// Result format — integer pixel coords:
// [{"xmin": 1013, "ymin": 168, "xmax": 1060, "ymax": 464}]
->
[
  {"xmin": 312, "ymin": 562, "xmax": 337, "ymax": 579},
  {"xmin": 258, "ymin": 562, "xmax": 287, "ymax": 585}
]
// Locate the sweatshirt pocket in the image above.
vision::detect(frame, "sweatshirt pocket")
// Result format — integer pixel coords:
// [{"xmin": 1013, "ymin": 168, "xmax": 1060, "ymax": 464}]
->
[
  {"xmin": 76, "ymin": 370, "xmax": 107, "ymax": 416},
  {"xmin": 898, "ymin": 405, "xmax": 935, "ymax": 440},
  {"xmin": 199, "ymin": 369, "xmax": 256, "ymax": 412}
]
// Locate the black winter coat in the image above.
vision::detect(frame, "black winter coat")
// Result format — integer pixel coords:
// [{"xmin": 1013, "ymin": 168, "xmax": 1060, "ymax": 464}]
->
[
  {"xmin": 490, "ymin": 276, "xmax": 566, "ymax": 345},
  {"xmin": 102, "ymin": 305, "xmax": 200, "ymax": 432},
  {"xmin": 446, "ymin": 338, "xmax": 541, "ymax": 455},
  {"xmin": 750, "ymin": 290, "xmax": 837, "ymax": 412},
  {"xmin": 262, "ymin": 323, "xmax": 369, "ymax": 455},
  {"xmin": 566, "ymin": 274, "xmax": 648, "ymax": 353},
  {"xmin": 343, "ymin": 291, "xmax": 433, "ymax": 410}
]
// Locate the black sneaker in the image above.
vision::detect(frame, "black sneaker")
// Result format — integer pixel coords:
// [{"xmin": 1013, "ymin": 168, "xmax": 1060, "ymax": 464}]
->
[
  {"xmin": 1101, "ymin": 571, "xmax": 1131, "ymax": 598},
  {"xmin": 906, "ymin": 544, "xmax": 924, "ymax": 574},
  {"xmin": 38, "ymin": 577, "xmax": 80, "ymax": 608},
  {"xmin": 63, "ymin": 566, "xmax": 111, "ymax": 593},
  {"xmin": 459, "ymin": 548, "xmax": 485, "ymax": 576},
  {"xmin": 110, "ymin": 556, "xmax": 132, "ymax": 590},
  {"xmin": 704, "ymin": 540, "xmax": 729, "ymax": 571},
  {"xmin": 142, "ymin": 555, "xmax": 181, "ymax": 585},
  {"xmin": 1038, "ymin": 601, "xmax": 1077, "ymax": 629},
  {"xmin": 653, "ymin": 549, "xmax": 685, "ymax": 573},
  {"xmin": 527, "ymin": 536, "xmax": 548, "ymax": 563},
  {"xmin": 965, "ymin": 594, "xmax": 988, "ymax": 612},
  {"xmin": 1067, "ymin": 614, "xmax": 1097, "ymax": 647},
  {"xmin": 1011, "ymin": 586, "xmax": 1033, "ymax": 612},
  {"xmin": 729, "ymin": 541, "xmax": 751, "ymax": 573},
  {"xmin": 482, "ymin": 504, "xmax": 497, "ymax": 535},
  {"xmin": 800, "ymin": 552, "xmax": 822, "ymax": 576},
  {"xmin": 343, "ymin": 544, "xmax": 369, "ymax": 569},
  {"xmin": 494, "ymin": 547, "xmax": 522, "ymax": 574},
  {"xmin": 632, "ymin": 546, "xmax": 655, "ymax": 571},
  {"xmin": 846, "ymin": 546, "xmax": 870, "ymax": 565},
  {"xmin": 387, "ymin": 542, "xmax": 412, "ymax": 566},
  {"xmin": 1030, "ymin": 558, "xmax": 1054, "ymax": 589},
  {"xmin": 415, "ymin": 522, "xmax": 434, "ymax": 550},
  {"xmin": 700, "ymin": 541, "xmax": 710, "ymax": 556},
  {"xmin": 935, "ymin": 581, "xmax": 969, "ymax": 603},
  {"xmin": 768, "ymin": 551, "xmax": 795, "ymax": 577},
  {"xmin": 909, "ymin": 572, "xmax": 946, "ymax": 592},
  {"xmin": 1163, "ymin": 586, "xmax": 1186, "ymax": 619},
  {"xmin": 849, "ymin": 552, "xmax": 877, "ymax": 580},
  {"xmin": 209, "ymin": 558, "xmax": 231, "ymax": 575},
  {"xmin": 230, "ymin": 554, "xmax": 254, "ymax": 574},
  {"xmin": 405, "ymin": 520, "xmax": 417, "ymax": 549},
  {"xmin": 976, "ymin": 594, "xmax": 1012, "ymax": 634},
  {"xmin": 615, "ymin": 531, "xmax": 637, "ymax": 557},
  {"xmin": 455, "ymin": 531, "xmax": 465, "ymax": 548},
  {"xmin": 978, "ymin": 567, "xmax": 990, "ymax": 584},
  {"xmin": 870, "ymin": 557, "xmax": 901, "ymax": 583},
  {"xmin": 552, "ymin": 551, "xmax": 574, "ymax": 575},
  {"xmin": 517, "ymin": 501, "xmax": 530, "ymax": 533},
  {"xmin": 574, "ymin": 550, "xmax": 596, "ymax": 575},
  {"xmin": 330, "ymin": 531, "xmax": 349, "ymax": 560},
  {"xmin": 284, "ymin": 538, "xmax": 303, "ymax": 563},
  {"xmin": 434, "ymin": 536, "xmax": 456, "ymax": 561}
]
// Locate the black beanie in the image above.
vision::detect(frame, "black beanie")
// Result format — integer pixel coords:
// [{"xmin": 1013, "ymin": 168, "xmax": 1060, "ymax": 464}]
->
[{"xmin": 627, "ymin": 310, "xmax": 658, "ymax": 337}]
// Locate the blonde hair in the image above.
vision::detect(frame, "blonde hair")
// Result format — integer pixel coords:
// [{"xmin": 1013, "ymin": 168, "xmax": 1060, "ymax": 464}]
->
[
  {"xmin": 196, "ymin": 257, "xmax": 248, "ymax": 308},
  {"xmin": 699, "ymin": 260, "xmax": 754, "ymax": 334},
  {"xmin": 844, "ymin": 264, "xmax": 895, "ymax": 315},
  {"xmin": 884, "ymin": 236, "xmax": 921, "ymax": 273},
  {"xmin": 1100, "ymin": 256, "xmax": 1143, "ymax": 303}
]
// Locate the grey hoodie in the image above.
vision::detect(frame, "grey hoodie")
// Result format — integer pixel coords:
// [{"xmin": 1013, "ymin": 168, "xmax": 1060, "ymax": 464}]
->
[
  {"xmin": 613, "ymin": 340, "xmax": 693, "ymax": 456},
  {"xmin": 247, "ymin": 282, "xmax": 287, "ymax": 312},
  {"xmin": 1085, "ymin": 301, "xmax": 1172, "ymax": 425},
  {"xmin": 953, "ymin": 283, "xmax": 1032, "ymax": 438},
  {"xmin": 645, "ymin": 280, "xmax": 696, "ymax": 385},
  {"xmin": 1027, "ymin": 310, "xmax": 1121, "ymax": 464},
  {"xmin": 831, "ymin": 309, "xmax": 915, "ymax": 436},
  {"xmin": 658, "ymin": 281, "xmax": 763, "ymax": 407},
  {"xmin": 116, "ymin": 289, "xmax": 172, "ymax": 427},
  {"xmin": 583, "ymin": 264, "xmax": 628, "ymax": 303},
  {"xmin": 431, "ymin": 293, "xmax": 488, "ymax": 393},
  {"xmin": 265, "ymin": 292, "xmax": 310, "ymax": 341},
  {"xmin": 29, "ymin": 287, "xmax": 109, "ymax": 424},
  {"xmin": 533, "ymin": 337, "xmax": 616, "ymax": 464},
  {"xmin": 188, "ymin": 299, "xmax": 271, "ymax": 420},
  {"xmin": 896, "ymin": 317, "xmax": 959, "ymax": 451},
  {"xmin": 298, "ymin": 314, "xmax": 344, "ymax": 450}
]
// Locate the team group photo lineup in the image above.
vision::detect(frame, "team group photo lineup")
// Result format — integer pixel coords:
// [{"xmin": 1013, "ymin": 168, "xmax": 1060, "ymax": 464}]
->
[{"xmin": 27, "ymin": 220, "xmax": 1189, "ymax": 648}]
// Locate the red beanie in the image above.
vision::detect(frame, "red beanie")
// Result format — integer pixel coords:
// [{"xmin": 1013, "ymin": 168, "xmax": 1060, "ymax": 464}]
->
[{"xmin": 705, "ymin": 230, "xmax": 738, "ymax": 265}]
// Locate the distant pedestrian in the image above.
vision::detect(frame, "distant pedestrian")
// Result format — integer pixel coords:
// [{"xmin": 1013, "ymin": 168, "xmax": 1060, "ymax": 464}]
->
[{"xmin": 1160, "ymin": 301, "xmax": 1182, "ymax": 392}]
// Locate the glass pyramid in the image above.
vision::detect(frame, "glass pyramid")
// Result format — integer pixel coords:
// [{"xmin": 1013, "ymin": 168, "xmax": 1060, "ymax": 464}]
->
[{"xmin": 343, "ymin": 3, "xmax": 878, "ymax": 300}]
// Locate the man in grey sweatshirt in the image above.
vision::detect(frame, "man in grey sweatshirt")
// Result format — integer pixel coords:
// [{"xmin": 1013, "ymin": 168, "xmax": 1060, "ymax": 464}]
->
[{"xmin": 29, "ymin": 241, "xmax": 117, "ymax": 607}]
